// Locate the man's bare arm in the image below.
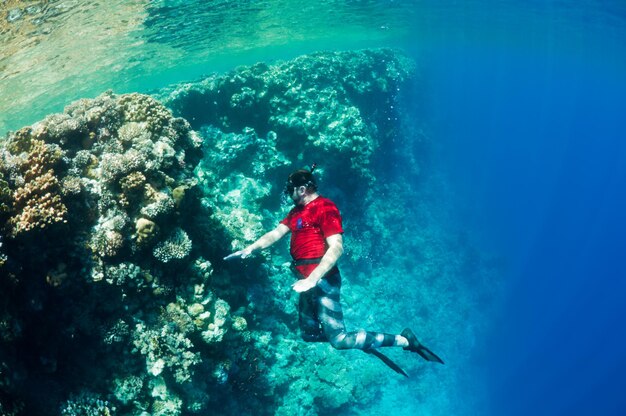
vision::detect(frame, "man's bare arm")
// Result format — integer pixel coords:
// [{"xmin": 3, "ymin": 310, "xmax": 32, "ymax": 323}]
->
[
  {"xmin": 224, "ymin": 224, "xmax": 290, "ymax": 260},
  {"xmin": 292, "ymin": 234, "xmax": 343, "ymax": 292}
]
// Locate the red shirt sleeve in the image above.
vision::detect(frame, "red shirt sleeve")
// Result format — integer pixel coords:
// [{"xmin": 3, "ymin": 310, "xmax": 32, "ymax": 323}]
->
[
  {"xmin": 319, "ymin": 200, "xmax": 343, "ymax": 238},
  {"xmin": 280, "ymin": 208, "xmax": 294, "ymax": 228},
  {"xmin": 280, "ymin": 215, "xmax": 288, "ymax": 227}
]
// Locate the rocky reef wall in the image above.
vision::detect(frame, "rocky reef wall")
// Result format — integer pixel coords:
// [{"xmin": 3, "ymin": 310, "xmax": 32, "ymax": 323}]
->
[{"xmin": 0, "ymin": 48, "xmax": 493, "ymax": 416}]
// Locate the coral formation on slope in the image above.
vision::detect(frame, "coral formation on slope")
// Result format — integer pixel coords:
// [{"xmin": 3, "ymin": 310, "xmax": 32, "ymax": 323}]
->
[
  {"xmin": 0, "ymin": 91, "xmax": 248, "ymax": 415},
  {"xmin": 0, "ymin": 49, "xmax": 495, "ymax": 416}
]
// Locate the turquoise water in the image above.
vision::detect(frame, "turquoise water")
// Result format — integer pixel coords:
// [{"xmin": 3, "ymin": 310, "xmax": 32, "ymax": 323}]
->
[
  {"xmin": 0, "ymin": 0, "xmax": 416, "ymax": 135},
  {"xmin": 2, "ymin": 1, "xmax": 626, "ymax": 415}
]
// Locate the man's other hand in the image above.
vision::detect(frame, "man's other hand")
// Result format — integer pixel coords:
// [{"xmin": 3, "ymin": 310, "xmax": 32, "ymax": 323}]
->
[{"xmin": 292, "ymin": 278, "xmax": 318, "ymax": 293}]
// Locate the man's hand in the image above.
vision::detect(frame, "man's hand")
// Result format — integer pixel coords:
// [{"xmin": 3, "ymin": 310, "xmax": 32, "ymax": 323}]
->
[
  {"xmin": 223, "ymin": 247, "xmax": 253, "ymax": 261},
  {"xmin": 224, "ymin": 225, "xmax": 289, "ymax": 262},
  {"xmin": 292, "ymin": 277, "xmax": 318, "ymax": 293}
]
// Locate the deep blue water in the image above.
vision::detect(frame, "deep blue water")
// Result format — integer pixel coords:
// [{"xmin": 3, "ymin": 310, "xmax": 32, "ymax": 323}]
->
[{"xmin": 404, "ymin": 2, "xmax": 626, "ymax": 414}]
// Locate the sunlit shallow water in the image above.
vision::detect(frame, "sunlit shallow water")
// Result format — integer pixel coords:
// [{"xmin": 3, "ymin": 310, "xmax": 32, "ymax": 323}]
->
[{"xmin": 1, "ymin": 0, "xmax": 417, "ymax": 135}]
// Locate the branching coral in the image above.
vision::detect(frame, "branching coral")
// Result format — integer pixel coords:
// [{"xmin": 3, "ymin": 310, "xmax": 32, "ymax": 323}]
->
[
  {"xmin": 60, "ymin": 394, "xmax": 117, "ymax": 416},
  {"xmin": 112, "ymin": 375, "xmax": 144, "ymax": 405},
  {"xmin": 200, "ymin": 298, "xmax": 231, "ymax": 344},
  {"xmin": 132, "ymin": 322, "xmax": 200, "ymax": 383},
  {"xmin": 152, "ymin": 228, "xmax": 192, "ymax": 263},
  {"xmin": 5, "ymin": 137, "xmax": 68, "ymax": 236}
]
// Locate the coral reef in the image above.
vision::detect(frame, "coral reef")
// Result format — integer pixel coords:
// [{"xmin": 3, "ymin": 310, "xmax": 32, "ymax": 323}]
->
[
  {"xmin": 0, "ymin": 91, "xmax": 228, "ymax": 415},
  {"xmin": 0, "ymin": 48, "xmax": 494, "ymax": 416},
  {"xmin": 160, "ymin": 48, "xmax": 414, "ymax": 185},
  {"xmin": 60, "ymin": 394, "xmax": 117, "ymax": 416},
  {"xmin": 158, "ymin": 48, "xmax": 415, "ymax": 257}
]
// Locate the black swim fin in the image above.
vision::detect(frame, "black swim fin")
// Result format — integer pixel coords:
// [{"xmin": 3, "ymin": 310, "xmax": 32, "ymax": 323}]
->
[
  {"xmin": 401, "ymin": 328, "xmax": 445, "ymax": 364},
  {"xmin": 365, "ymin": 349, "xmax": 409, "ymax": 377}
]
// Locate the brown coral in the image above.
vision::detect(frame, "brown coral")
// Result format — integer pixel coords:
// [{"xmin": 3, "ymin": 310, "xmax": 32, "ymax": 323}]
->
[
  {"xmin": 120, "ymin": 171, "xmax": 147, "ymax": 197},
  {"xmin": 135, "ymin": 217, "xmax": 158, "ymax": 246},
  {"xmin": 3, "ymin": 136, "xmax": 68, "ymax": 236},
  {"xmin": 10, "ymin": 169, "xmax": 67, "ymax": 236},
  {"xmin": 89, "ymin": 229, "xmax": 125, "ymax": 258}
]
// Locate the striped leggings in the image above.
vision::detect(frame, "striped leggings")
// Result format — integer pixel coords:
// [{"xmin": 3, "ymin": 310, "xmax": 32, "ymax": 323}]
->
[{"xmin": 298, "ymin": 268, "xmax": 399, "ymax": 350}]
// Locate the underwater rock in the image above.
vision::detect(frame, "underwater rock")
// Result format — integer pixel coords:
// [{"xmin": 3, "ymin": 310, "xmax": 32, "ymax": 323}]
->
[
  {"xmin": 157, "ymin": 49, "xmax": 416, "ymax": 259},
  {"xmin": 0, "ymin": 90, "xmax": 220, "ymax": 415},
  {"xmin": 0, "ymin": 48, "xmax": 462, "ymax": 416},
  {"xmin": 159, "ymin": 48, "xmax": 415, "ymax": 183}
]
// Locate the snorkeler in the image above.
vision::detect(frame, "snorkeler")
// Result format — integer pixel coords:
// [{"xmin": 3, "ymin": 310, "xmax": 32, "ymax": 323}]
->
[{"xmin": 224, "ymin": 165, "xmax": 444, "ymax": 375}]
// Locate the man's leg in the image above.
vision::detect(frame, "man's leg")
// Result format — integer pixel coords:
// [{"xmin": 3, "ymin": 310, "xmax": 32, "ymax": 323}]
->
[
  {"xmin": 298, "ymin": 287, "xmax": 326, "ymax": 342},
  {"xmin": 316, "ymin": 270, "xmax": 404, "ymax": 350}
]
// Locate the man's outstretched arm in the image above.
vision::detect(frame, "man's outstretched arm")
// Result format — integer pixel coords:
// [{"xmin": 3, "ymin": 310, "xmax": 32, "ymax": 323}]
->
[
  {"xmin": 292, "ymin": 233, "xmax": 343, "ymax": 293},
  {"xmin": 224, "ymin": 224, "xmax": 290, "ymax": 260}
]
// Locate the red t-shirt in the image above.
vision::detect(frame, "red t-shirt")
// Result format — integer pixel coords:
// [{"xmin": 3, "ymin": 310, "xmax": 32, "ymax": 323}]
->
[{"xmin": 280, "ymin": 196, "xmax": 343, "ymax": 276}]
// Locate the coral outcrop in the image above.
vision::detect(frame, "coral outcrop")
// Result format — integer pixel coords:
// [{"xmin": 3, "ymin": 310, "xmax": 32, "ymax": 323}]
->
[
  {"xmin": 0, "ymin": 49, "xmax": 493, "ymax": 416},
  {"xmin": 158, "ymin": 48, "xmax": 415, "ymax": 254},
  {"xmin": 159, "ymin": 49, "xmax": 413, "ymax": 174},
  {"xmin": 0, "ymin": 91, "xmax": 233, "ymax": 415}
]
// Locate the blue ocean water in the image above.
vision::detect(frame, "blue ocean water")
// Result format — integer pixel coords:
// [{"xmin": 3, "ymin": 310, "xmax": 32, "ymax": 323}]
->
[
  {"xmin": 405, "ymin": 2, "xmax": 626, "ymax": 415},
  {"xmin": 2, "ymin": 1, "xmax": 626, "ymax": 415}
]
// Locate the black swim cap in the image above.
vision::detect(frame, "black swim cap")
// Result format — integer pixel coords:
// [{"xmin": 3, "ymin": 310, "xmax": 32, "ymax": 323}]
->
[{"xmin": 284, "ymin": 165, "xmax": 318, "ymax": 195}]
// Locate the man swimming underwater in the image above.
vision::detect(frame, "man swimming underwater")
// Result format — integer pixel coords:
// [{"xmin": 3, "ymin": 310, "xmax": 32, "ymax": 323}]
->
[{"xmin": 225, "ymin": 166, "xmax": 443, "ymax": 375}]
